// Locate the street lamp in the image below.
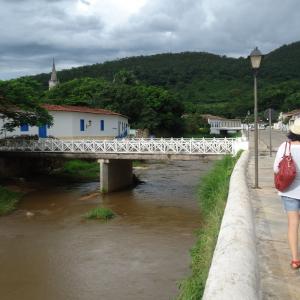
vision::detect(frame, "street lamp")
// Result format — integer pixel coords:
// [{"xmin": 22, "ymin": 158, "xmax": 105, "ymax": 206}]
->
[
  {"xmin": 247, "ymin": 110, "xmax": 250, "ymax": 140},
  {"xmin": 250, "ymin": 47, "xmax": 263, "ymax": 188}
]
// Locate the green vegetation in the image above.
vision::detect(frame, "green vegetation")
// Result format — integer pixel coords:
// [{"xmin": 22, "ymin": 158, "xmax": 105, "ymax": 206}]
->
[
  {"xmin": 0, "ymin": 186, "xmax": 22, "ymax": 215},
  {"xmin": 43, "ymin": 76, "xmax": 184, "ymax": 136},
  {"xmin": 177, "ymin": 152, "xmax": 241, "ymax": 299},
  {"xmin": 132, "ymin": 160, "xmax": 147, "ymax": 167},
  {"xmin": 29, "ymin": 41, "xmax": 300, "ymax": 119},
  {"xmin": 56, "ymin": 159, "xmax": 99, "ymax": 180},
  {"xmin": 3, "ymin": 41, "xmax": 300, "ymax": 136},
  {"xmin": 84, "ymin": 207, "xmax": 115, "ymax": 220},
  {"xmin": 0, "ymin": 78, "xmax": 52, "ymax": 131}
]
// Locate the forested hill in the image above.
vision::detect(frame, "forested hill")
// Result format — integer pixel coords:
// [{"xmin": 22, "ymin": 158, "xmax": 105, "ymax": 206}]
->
[
  {"xmin": 31, "ymin": 41, "xmax": 300, "ymax": 87},
  {"xmin": 31, "ymin": 52, "xmax": 248, "ymax": 89},
  {"xmin": 260, "ymin": 42, "xmax": 300, "ymax": 81},
  {"xmin": 27, "ymin": 42, "xmax": 300, "ymax": 116},
  {"xmin": 1, "ymin": 41, "xmax": 300, "ymax": 136}
]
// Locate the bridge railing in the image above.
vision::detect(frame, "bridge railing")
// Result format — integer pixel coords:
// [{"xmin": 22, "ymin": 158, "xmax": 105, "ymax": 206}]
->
[{"xmin": 0, "ymin": 138, "xmax": 240, "ymax": 155}]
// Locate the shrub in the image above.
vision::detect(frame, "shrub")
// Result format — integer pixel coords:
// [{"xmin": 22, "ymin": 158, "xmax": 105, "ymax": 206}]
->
[
  {"xmin": 0, "ymin": 186, "xmax": 22, "ymax": 215},
  {"xmin": 84, "ymin": 207, "xmax": 115, "ymax": 220}
]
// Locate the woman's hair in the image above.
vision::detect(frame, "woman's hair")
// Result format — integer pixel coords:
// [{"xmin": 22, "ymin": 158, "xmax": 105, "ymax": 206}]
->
[{"xmin": 287, "ymin": 131, "xmax": 300, "ymax": 141}]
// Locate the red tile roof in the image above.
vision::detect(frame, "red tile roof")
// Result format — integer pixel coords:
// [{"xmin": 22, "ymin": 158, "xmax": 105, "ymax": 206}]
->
[{"xmin": 42, "ymin": 104, "xmax": 126, "ymax": 118}]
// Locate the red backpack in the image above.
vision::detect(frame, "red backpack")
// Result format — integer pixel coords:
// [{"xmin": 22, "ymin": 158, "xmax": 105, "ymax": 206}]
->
[{"xmin": 274, "ymin": 141, "xmax": 297, "ymax": 192}]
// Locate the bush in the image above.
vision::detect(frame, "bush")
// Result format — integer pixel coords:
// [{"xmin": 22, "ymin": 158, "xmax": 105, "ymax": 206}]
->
[
  {"xmin": 84, "ymin": 207, "xmax": 115, "ymax": 220},
  {"xmin": 0, "ymin": 186, "xmax": 22, "ymax": 215}
]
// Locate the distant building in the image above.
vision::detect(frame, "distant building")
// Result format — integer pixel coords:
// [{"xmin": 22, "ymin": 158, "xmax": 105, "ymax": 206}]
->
[
  {"xmin": 201, "ymin": 114, "xmax": 242, "ymax": 135},
  {"xmin": 48, "ymin": 58, "xmax": 59, "ymax": 90},
  {"xmin": 0, "ymin": 104, "xmax": 129, "ymax": 140},
  {"xmin": 274, "ymin": 109, "xmax": 300, "ymax": 131}
]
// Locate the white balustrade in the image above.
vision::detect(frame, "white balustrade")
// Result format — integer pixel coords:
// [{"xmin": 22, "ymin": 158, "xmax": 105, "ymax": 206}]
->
[{"xmin": 0, "ymin": 138, "xmax": 238, "ymax": 155}]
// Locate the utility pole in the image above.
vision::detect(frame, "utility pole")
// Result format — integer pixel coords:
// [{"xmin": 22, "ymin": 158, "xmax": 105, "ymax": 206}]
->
[{"xmin": 268, "ymin": 108, "xmax": 272, "ymax": 157}]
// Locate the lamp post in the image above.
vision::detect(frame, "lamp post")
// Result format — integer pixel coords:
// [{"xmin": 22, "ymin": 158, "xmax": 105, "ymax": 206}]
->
[
  {"xmin": 247, "ymin": 110, "xmax": 250, "ymax": 140},
  {"xmin": 250, "ymin": 47, "xmax": 263, "ymax": 189}
]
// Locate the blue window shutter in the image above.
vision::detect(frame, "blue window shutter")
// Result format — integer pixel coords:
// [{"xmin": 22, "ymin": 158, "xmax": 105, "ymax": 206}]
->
[
  {"xmin": 20, "ymin": 124, "xmax": 29, "ymax": 132},
  {"xmin": 80, "ymin": 119, "xmax": 85, "ymax": 131},
  {"xmin": 100, "ymin": 120, "xmax": 104, "ymax": 131}
]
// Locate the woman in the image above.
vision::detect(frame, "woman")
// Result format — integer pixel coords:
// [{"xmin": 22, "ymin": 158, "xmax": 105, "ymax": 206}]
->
[{"xmin": 274, "ymin": 118, "xmax": 300, "ymax": 269}]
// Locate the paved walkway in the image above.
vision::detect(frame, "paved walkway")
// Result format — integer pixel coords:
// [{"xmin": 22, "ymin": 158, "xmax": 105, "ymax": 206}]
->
[{"xmin": 248, "ymin": 130, "xmax": 300, "ymax": 299}]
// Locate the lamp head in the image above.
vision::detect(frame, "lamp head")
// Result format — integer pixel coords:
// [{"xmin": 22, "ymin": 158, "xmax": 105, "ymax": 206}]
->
[{"xmin": 250, "ymin": 47, "xmax": 263, "ymax": 70}]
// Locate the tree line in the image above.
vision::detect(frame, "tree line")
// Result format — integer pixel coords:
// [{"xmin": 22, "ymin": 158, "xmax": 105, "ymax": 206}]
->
[{"xmin": 1, "ymin": 41, "xmax": 300, "ymax": 135}]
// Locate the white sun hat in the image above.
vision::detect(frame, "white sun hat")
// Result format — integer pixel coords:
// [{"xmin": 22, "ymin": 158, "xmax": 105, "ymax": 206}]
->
[{"xmin": 290, "ymin": 118, "xmax": 300, "ymax": 135}]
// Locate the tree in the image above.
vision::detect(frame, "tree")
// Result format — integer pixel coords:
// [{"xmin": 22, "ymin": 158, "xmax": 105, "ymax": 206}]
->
[
  {"xmin": 43, "ymin": 76, "xmax": 184, "ymax": 136},
  {"xmin": 0, "ymin": 78, "xmax": 52, "ymax": 132},
  {"xmin": 113, "ymin": 69, "xmax": 138, "ymax": 85}
]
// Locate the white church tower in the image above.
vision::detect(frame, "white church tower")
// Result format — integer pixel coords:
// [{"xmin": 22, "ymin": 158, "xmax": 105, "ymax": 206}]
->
[{"xmin": 49, "ymin": 58, "xmax": 59, "ymax": 90}]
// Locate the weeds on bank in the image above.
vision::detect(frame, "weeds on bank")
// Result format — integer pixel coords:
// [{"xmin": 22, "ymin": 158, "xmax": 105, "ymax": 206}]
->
[
  {"xmin": 84, "ymin": 207, "xmax": 115, "ymax": 220},
  {"xmin": 0, "ymin": 186, "xmax": 22, "ymax": 215},
  {"xmin": 59, "ymin": 159, "xmax": 99, "ymax": 180},
  {"xmin": 177, "ymin": 152, "xmax": 241, "ymax": 299}
]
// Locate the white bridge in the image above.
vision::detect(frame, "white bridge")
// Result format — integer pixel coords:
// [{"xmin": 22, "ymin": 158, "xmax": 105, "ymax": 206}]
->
[
  {"xmin": 0, "ymin": 137, "xmax": 248, "ymax": 192},
  {"xmin": 0, "ymin": 137, "xmax": 247, "ymax": 158}
]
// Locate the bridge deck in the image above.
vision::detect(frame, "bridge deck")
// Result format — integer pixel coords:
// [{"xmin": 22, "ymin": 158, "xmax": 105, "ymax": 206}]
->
[{"xmin": 0, "ymin": 138, "xmax": 244, "ymax": 159}]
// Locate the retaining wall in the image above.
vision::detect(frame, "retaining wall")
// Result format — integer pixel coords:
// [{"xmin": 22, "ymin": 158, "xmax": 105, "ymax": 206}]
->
[{"xmin": 202, "ymin": 151, "xmax": 260, "ymax": 300}]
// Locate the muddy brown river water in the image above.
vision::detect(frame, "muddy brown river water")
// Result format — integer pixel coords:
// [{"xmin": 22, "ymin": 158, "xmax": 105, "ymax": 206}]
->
[{"xmin": 0, "ymin": 160, "xmax": 213, "ymax": 300}]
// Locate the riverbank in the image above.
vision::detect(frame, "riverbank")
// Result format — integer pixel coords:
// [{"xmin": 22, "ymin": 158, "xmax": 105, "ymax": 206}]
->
[
  {"xmin": 0, "ymin": 185, "xmax": 22, "ymax": 215},
  {"xmin": 52, "ymin": 159, "xmax": 99, "ymax": 181},
  {"xmin": 177, "ymin": 153, "xmax": 241, "ymax": 299}
]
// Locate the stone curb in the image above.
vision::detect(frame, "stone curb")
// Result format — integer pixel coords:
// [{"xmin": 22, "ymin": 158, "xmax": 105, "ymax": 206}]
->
[{"xmin": 202, "ymin": 151, "xmax": 260, "ymax": 300}]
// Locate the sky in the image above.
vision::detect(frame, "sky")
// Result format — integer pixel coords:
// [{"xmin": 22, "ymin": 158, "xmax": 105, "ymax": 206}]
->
[{"xmin": 0, "ymin": 0, "xmax": 300, "ymax": 80}]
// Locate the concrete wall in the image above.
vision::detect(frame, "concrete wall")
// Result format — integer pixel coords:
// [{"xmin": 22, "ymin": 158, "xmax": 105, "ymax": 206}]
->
[
  {"xmin": 99, "ymin": 159, "xmax": 133, "ymax": 193},
  {"xmin": 203, "ymin": 151, "xmax": 260, "ymax": 300}
]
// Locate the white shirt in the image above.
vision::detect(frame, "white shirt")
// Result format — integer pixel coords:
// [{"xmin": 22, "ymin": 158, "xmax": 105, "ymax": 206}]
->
[{"xmin": 273, "ymin": 142, "xmax": 300, "ymax": 199}]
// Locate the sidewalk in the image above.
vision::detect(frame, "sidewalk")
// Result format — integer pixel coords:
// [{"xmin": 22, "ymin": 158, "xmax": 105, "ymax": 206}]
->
[{"xmin": 248, "ymin": 131, "xmax": 300, "ymax": 299}]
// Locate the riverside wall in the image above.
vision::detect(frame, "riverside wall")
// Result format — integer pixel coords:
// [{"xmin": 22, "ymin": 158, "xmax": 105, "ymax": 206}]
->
[{"xmin": 203, "ymin": 151, "xmax": 260, "ymax": 300}]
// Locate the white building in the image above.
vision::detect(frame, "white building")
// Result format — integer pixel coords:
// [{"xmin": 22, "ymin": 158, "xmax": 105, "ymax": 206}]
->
[
  {"xmin": 202, "ymin": 114, "xmax": 242, "ymax": 135},
  {"xmin": 274, "ymin": 109, "xmax": 300, "ymax": 131},
  {"xmin": 0, "ymin": 104, "xmax": 129, "ymax": 140}
]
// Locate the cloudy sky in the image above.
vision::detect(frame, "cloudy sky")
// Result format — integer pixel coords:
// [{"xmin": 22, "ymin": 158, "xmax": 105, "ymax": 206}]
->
[{"xmin": 0, "ymin": 0, "xmax": 300, "ymax": 79}]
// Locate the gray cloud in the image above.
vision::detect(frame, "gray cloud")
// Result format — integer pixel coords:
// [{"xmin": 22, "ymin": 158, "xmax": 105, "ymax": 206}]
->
[{"xmin": 0, "ymin": 0, "xmax": 300, "ymax": 79}]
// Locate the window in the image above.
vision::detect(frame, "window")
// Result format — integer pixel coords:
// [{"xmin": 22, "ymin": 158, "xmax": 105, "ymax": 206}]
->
[
  {"xmin": 100, "ymin": 120, "xmax": 104, "ymax": 131},
  {"xmin": 20, "ymin": 124, "xmax": 29, "ymax": 132},
  {"xmin": 80, "ymin": 119, "xmax": 85, "ymax": 131}
]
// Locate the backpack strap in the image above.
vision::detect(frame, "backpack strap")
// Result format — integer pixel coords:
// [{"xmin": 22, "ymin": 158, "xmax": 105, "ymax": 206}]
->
[
  {"xmin": 288, "ymin": 141, "xmax": 293, "ymax": 159},
  {"xmin": 283, "ymin": 141, "xmax": 288, "ymax": 156}
]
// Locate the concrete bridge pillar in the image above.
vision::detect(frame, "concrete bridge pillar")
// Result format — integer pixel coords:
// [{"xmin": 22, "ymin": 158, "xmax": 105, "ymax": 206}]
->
[{"xmin": 98, "ymin": 159, "xmax": 133, "ymax": 193}]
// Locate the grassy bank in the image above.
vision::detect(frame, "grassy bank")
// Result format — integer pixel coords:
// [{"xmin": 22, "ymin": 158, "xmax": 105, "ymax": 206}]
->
[
  {"xmin": 54, "ymin": 159, "xmax": 99, "ymax": 181},
  {"xmin": 0, "ymin": 186, "xmax": 22, "ymax": 216},
  {"xmin": 177, "ymin": 153, "xmax": 241, "ymax": 299}
]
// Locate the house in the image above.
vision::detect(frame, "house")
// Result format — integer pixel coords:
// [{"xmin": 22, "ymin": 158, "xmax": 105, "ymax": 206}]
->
[
  {"xmin": 274, "ymin": 109, "xmax": 300, "ymax": 131},
  {"xmin": 201, "ymin": 114, "xmax": 242, "ymax": 135},
  {"xmin": 0, "ymin": 104, "xmax": 129, "ymax": 139}
]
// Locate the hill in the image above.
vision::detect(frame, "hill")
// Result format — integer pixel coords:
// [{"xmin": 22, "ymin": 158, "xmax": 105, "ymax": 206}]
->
[{"xmin": 27, "ymin": 41, "xmax": 300, "ymax": 118}]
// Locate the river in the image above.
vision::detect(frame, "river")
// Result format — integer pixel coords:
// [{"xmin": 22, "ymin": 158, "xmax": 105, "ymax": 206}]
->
[{"xmin": 0, "ymin": 159, "xmax": 213, "ymax": 300}]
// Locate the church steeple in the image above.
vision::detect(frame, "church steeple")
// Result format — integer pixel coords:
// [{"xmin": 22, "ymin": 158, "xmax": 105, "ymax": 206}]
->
[{"xmin": 49, "ymin": 58, "xmax": 59, "ymax": 90}]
